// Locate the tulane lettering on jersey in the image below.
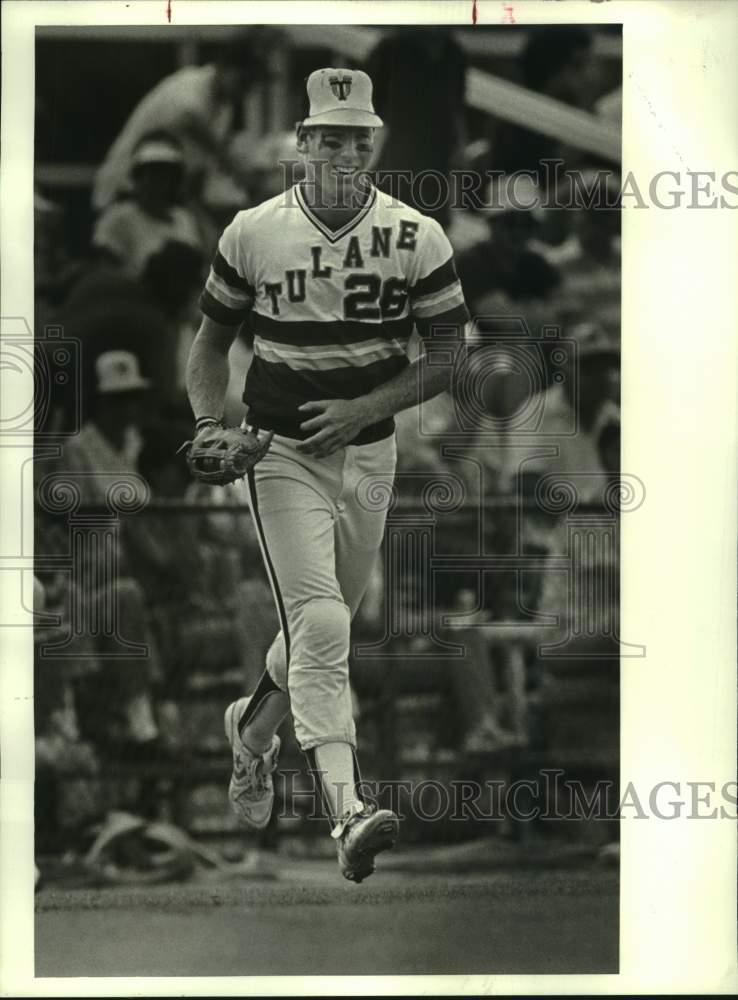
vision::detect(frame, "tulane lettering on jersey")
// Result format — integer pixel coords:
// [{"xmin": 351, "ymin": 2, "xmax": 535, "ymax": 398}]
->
[{"xmin": 200, "ymin": 184, "xmax": 469, "ymax": 443}]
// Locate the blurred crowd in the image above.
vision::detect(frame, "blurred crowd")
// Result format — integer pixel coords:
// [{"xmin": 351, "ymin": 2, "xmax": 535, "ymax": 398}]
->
[{"xmin": 33, "ymin": 25, "xmax": 621, "ymax": 850}]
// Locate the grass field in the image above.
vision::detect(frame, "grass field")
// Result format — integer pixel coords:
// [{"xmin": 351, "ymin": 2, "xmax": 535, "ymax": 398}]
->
[{"xmin": 35, "ymin": 860, "xmax": 618, "ymax": 978}]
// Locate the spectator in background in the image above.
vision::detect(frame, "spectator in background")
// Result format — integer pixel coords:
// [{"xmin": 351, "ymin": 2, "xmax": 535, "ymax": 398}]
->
[
  {"xmin": 59, "ymin": 239, "xmax": 203, "ymax": 422},
  {"xmin": 491, "ymin": 26, "xmax": 602, "ymax": 178},
  {"xmin": 136, "ymin": 419, "xmax": 277, "ymax": 699},
  {"xmin": 92, "ymin": 30, "xmax": 281, "ymax": 214},
  {"xmin": 229, "ymin": 129, "xmax": 306, "ymax": 205},
  {"xmin": 462, "ymin": 320, "xmax": 620, "ymax": 500},
  {"xmin": 35, "ymin": 670, "xmax": 103, "ymax": 854},
  {"xmin": 541, "ymin": 170, "xmax": 621, "ymax": 337},
  {"xmin": 55, "ymin": 350, "xmax": 164, "ymax": 754},
  {"xmin": 33, "ymin": 572, "xmax": 104, "ymax": 853},
  {"xmin": 492, "ymin": 27, "xmax": 613, "ymax": 252},
  {"xmin": 521, "ymin": 26, "xmax": 601, "ymax": 109},
  {"xmin": 455, "ymin": 212, "xmax": 562, "ymax": 315},
  {"xmin": 535, "ymin": 394, "xmax": 621, "ymax": 652},
  {"xmin": 529, "ymin": 168, "xmax": 620, "ymax": 265},
  {"xmin": 366, "ymin": 27, "xmax": 467, "ymax": 228},
  {"xmin": 442, "ymin": 588, "xmax": 520, "ymax": 753},
  {"xmin": 492, "ymin": 321, "xmax": 619, "ymax": 635},
  {"xmin": 187, "ymin": 458, "xmax": 283, "ymax": 694},
  {"xmin": 135, "ymin": 422, "xmax": 203, "ymax": 714},
  {"xmin": 34, "ymin": 190, "xmax": 83, "ymax": 309},
  {"xmin": 93, "ymin": 132, "xmax": 202, "ymax": 279},
  {"xmin": 63, "ymin": 350, "xmax": 153, "ymax": 482}
]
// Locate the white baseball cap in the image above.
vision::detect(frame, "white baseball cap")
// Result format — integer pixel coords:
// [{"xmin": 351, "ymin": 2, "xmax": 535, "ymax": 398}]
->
[
  {"xmin": 302, "ymin": 68, "xmax": 383, "ymax": 129},
  {"xmin": 95, "ymin": 351, "xmax": 151, "ymax": 394}
]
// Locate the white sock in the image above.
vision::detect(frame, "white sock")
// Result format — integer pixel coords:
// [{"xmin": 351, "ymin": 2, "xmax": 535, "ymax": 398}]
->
[
  {"xmin": 313, "ymin": 742, "xmax": 363, "ymax": 821},
  {"xmin": 241, "ymin": 690, "xmax": 290, "ymax": 755}
]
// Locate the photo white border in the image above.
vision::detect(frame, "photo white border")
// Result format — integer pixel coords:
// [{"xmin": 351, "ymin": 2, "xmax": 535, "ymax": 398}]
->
[{"xmin": 2, "ymin": 0, "xmax": 737, "ymax": 994}]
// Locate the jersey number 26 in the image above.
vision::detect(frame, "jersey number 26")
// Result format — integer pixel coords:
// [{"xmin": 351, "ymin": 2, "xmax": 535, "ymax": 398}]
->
[{"xmin": 343, "ymin": 275, "xmax": 408, "ymax": 321}]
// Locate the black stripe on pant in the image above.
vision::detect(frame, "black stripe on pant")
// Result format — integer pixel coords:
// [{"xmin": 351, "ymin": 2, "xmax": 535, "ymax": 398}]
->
[{"xmin": 239, "ymin": 469, "xmax": 291, "ymax": 738}]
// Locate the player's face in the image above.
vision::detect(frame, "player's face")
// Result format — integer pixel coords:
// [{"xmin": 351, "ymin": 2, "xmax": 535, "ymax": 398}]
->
[{"xmin": 302, "ymin": 127, "xmax": 375, "ymax": 207}]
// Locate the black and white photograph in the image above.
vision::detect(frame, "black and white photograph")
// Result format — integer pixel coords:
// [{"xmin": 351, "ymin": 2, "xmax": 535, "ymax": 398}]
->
[{"xmin": 1, "ymin": 1, "xmax": 736, "ymax": 994}]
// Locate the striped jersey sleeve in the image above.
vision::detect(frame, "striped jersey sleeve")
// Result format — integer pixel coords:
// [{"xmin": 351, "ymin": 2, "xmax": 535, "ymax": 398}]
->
[
  {"xmin": 408, "ymin": 218, "xmax": 470, "ymax": 332},
  {"xmin": 199, "ymin": 213, "xmax": 255, "ymax": 325}
]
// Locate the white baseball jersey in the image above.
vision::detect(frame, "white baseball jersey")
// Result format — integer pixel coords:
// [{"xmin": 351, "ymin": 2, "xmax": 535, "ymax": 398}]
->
[{"xmin": 201, "ymin": 184, "xmax": 469, "ymax": 444}]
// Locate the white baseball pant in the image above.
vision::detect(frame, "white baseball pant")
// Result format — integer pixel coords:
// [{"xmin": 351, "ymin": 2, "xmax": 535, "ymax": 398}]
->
[{"xmin": 244, "ymin": 432, "xmax": 397, "ymax": 751}]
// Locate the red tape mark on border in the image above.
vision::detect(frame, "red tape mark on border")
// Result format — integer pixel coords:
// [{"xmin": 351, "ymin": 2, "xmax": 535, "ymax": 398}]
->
[
  {"xmin": 472, "ymin": 0, "xmax": 478, "ymax": 24},
  {"xmin": 166, "ymin": 0, "xmax": 172, "ymax": 22}
]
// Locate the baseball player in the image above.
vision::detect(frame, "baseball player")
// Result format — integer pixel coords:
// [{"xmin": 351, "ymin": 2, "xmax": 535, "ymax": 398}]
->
[{"xmin": 184, "ymin": 68, "xmax": 470, "ymax": 882}]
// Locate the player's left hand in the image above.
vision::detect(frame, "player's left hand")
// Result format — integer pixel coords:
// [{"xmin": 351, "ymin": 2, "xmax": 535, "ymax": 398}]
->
[{"xmin": 297, "ymin": 398, "xmax": 370, "ymax": 458}]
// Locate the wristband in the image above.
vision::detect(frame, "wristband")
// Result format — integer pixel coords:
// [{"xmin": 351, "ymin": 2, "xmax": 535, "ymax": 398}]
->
[{"xmin": 195, "ymin": 416, "xmax": 222, "ymax": 432}]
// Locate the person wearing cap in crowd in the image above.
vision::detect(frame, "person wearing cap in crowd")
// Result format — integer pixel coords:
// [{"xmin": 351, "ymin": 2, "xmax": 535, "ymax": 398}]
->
[
  {"xmin": 92, "ymin": 132, "xmax": 203, "ymax": 279},
  {"xmin": 63, "ymin": 350, "xmax": 153, "ymax": 502},
  {"xmin": 92, "ymin": 30, "xmax": 281, "ymax": 213},
  {"xmin": 57, "ymin": 235, "xmax": 204, "ymax": 427},
  {"xmin": 185, "ymin": 67, "xmax": 470, "ymax": 881}
]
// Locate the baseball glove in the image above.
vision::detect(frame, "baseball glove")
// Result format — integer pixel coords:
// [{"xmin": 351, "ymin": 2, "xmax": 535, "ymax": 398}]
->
[{"xmin": 180, "ymin": 423, "xmax": 273, "ymax": 486}]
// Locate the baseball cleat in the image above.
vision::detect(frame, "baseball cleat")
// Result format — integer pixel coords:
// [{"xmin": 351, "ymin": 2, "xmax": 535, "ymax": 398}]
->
[
  {"xmin": 332, "ymin": 803, "xmax": 399, "ymax": 884},
  {"xmin": 224, "ymin": 697, "xmax": 280, "ymax": 831}
]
